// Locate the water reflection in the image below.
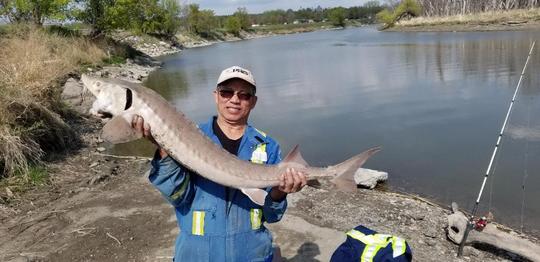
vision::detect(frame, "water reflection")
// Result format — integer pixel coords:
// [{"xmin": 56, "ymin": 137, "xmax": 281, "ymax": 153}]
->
[{"xmin": 110, "ymin": 27, "xmax": 540, "ymax": 235}]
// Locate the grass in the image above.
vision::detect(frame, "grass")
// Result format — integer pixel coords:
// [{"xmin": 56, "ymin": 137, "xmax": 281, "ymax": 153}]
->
[
  {"xmin": 0, "ymin": 24, "xmax": 106, "ymax": 180},
  {"xmin": 396, "ymin": 8, "xmax": 540, "ymax": 27},
  {"xmin": 0, "ymin": 165, "xmax": 49, "ymax": 197}
]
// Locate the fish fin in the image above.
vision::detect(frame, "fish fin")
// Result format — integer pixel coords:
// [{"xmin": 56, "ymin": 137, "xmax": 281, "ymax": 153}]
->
[
  {"xmin": 282, "ymin": 145, "xmax": 308, "ymax": 166},
  {"xmin": 102, "ymin": 115, "xmax": 142, "ymax": 144},
  {"xmin": 330, "ymin": 146, "xmax": 381, "ymax": 192},
  {"xmin": 307, "ymin": 179, "xmax": 322, "ymax": 189},
  {"xmin": 240, "ymin": 188, "xmax": 267, "ymax": 206}
]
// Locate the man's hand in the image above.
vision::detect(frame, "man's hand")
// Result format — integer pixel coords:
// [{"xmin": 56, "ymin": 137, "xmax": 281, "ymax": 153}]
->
[
  {"xmin": 132, "ymin": 115, "xmax": 168, "ymax": 158},
  {"xmin": 270, "ymin": 168, "xmax": 307, "ymax": 202}
]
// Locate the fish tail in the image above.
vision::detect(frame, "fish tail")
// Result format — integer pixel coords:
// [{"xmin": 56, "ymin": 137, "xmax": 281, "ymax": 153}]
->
[{"xmin": 329, "ymin": 146, "xmax": 381, "ymax": 192}]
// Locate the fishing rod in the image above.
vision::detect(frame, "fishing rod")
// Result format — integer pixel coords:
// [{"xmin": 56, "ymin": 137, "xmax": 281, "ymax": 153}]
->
[{"xmin": 457, "ymin": 40, "xmax": 536, "ymax": 257}]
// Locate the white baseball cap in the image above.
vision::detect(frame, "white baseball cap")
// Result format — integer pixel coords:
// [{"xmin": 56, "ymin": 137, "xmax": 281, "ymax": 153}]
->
[{"xmin": 217, "ymin": 66, "xmax": 256, "ymax": 90}]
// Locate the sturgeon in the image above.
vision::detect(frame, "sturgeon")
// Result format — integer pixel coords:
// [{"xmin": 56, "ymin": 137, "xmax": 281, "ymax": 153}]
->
[{"xmin": 81, "ymin": 75, "xmax": 381, "ymax": 205}]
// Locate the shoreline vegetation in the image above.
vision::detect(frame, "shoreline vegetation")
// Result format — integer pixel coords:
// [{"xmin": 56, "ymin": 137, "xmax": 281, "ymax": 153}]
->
[
  {"xmin": 377, "ymin": 0, "xmax": 540, "ymax": 32},
  {"xmin": 392, "ymin": 8, "xmax": 540, "ymax": 32}
]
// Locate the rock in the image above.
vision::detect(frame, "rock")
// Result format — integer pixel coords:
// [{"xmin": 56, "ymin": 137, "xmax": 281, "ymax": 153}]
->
[
  {"xmin": 425, "ymin": 238, "xmax": 437, "ymax": 247},
  {"xmin": 96, "ymin": 147, "xmax": 106, "ymax": 152},
  {"xmin": 462, "ymin": 246, "xmax": 481, "ymax": 257},
  {"xmin": 423, "ymin": 226, "xmax": 439, "ymax": 238},
  {"xmin": 5, "ymin": 187, "xmax": 14, "ymax": 198},
  {"xmin": 354, "ymin": 168, "xmax": 388, "ymax": 189},
  {"xmin": 61, "ymin": 78, "xmax": 84, "ymax": 99},
  {"xmin": 410, "ymin": 212, "xmax": 425, "ymax": 221}
]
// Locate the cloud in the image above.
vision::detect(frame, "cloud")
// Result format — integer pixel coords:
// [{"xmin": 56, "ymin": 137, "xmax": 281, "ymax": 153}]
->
[{"xmin": 507, "ymin": 125, "xmax": 540, "ymax": 141}]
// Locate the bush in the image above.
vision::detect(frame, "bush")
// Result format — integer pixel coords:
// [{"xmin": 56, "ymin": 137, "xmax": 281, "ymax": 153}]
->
[
  {"xmin": 0, "ymin": 26, "xmax": 105, "ymax": 178},
  {"xmin": 328, "ymin": 7, "xmax": 347, "ymax": 27},
  {"xmin": 224, "ymin": 16, "xmax": 241, "ymax": 36},
  {"xmin": 376, "ymin": 0, "xmax": 422, "ymax": 29}
]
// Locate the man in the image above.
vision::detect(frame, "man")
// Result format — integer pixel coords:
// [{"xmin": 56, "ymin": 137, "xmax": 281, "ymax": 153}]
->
[{"xmin": 133, "ymin": 66, "xmax": 307, "ymax": 261}]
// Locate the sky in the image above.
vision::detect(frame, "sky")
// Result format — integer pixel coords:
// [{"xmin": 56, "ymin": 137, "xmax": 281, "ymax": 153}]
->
[{"xmin": 186, "ymin": 0, "xmax": 373, "ymax": 15}]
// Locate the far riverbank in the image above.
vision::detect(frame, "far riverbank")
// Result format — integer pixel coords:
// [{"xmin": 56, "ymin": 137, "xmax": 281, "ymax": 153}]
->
[{"xmin": 387, "ymin": 8, "xmax": 540, "ymax": 32}]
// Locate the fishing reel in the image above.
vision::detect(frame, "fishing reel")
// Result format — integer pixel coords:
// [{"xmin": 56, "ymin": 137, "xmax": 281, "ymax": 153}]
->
[{"xmin": 473, "ymin": 216, "xmax": 488, "ymax": 231}]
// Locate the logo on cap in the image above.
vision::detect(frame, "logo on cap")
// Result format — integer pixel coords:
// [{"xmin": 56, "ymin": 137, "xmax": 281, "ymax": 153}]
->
[{"xmin": 217, "ymin": 66, "xmax": 256, "ymax": 88}]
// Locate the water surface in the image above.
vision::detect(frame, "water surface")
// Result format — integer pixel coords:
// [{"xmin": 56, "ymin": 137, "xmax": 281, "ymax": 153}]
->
[{"xmin": 112, "ymin": 27, "xmax": 540, "ymax": 235}]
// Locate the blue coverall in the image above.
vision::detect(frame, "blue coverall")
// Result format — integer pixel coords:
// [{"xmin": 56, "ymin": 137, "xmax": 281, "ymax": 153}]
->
[{"xmin": 149, "ymin": 116, "xmax": 287, "ymax": 262}]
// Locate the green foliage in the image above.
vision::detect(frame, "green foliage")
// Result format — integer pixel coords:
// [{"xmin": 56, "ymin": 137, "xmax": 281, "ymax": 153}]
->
[
  {"xmin": 376, "ymin": 0, "xmax": 421, "ymax": 28},
  {"xmin": 233, "ymin": 7, "xmax": 250, "ymax": 30},
  {"xmin": 26, "ymin": 165, "xmax": 48, "ymax": 186},
  {"xmin": 75, "ymin": 0, "xmax": 180, "ymax": 36},
  {"xmin": 186, "ymin": 3, "xmax": 200, "ymax": 33},
  {"xmin": 0, "ymin": 0, "xmax": 70, "ymax": 25},
  {"xmin": 328, "ymin": 7, "xmax": 347, "ymax": 27},
  {"xmin": 260, "ymin": 9, "xmax": 288, "ymax": 25},
  {"xmin": 74, "ymin": 0, "xmax": 114, "ymax": 35},
  {"xmin": 376, "ymin": 9, "xmax": 394, "ymax": 25},
  {"xmin": 103, "ymin": 54, "xmax": 126, "ymax": 65},
  {"xmin": 395, "ymin": 0, "xmax": 421, "ymax": 17},
  {"xmin": 161, "ymin": 0, "xmax": 181, "ymax": 36},
  {"xmin": 224, "ymin": 16, "xmax": 241, "ymax": 36},
  {"xmin": 248, "ymin": 2, "xmax": 384, "ymax": 26},
  {"xmin": 1, "ymin": 165, "xmax": 49, "ymax": 192},
  {"xmin": 185, "ymin": 4, "xmax": 216, "ymax": 36}
]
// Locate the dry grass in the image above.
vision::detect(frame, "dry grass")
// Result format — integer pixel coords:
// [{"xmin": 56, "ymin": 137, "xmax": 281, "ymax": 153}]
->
[
  {"xmin": 0, "ymin": 26, "xmax": 106, "ymax": 178},
  {"xmin": 397, "ymin": 8, "xmax": 540, "ymax": 27}
]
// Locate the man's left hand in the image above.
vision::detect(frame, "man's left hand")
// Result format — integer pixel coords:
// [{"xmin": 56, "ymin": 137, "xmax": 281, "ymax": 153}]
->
[{"xmin": 270, "ymin": 168, "xmax": 307, "ymax": 201}]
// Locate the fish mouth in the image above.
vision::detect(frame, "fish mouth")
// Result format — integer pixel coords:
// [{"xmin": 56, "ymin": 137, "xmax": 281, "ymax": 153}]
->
[{"xmin": 97, "ymin": 110, "xmax": 113, "ymax": 119}]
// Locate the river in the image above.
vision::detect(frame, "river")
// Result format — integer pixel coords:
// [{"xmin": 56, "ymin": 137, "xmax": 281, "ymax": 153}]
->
[{"xmin": 112, "ymin": 26, "xmax": 540, "ymax": 236}]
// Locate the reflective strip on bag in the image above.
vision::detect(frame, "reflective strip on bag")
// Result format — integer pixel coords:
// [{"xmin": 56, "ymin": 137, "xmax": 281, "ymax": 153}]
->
[
  {"xmin": 250, "ymin": 143, "xmax": 267, "ymax": 164},
  {"xmin": 250, "ymin": 208, "xmax": 262, "ymax": 230},
  {"xmin": 361, "ymin": 243, "xmax": 384, "ymax": 262},
  {"xmin": 192, "ymin": 211, "xmax": 205, "ymax": 236},
  {"xmin": 391, "ymin": 236, "xmax": 407, "ymax": 258},
  {"xmin": 347, "ymin": 230, "xmax": 394, "ymax": 262}
]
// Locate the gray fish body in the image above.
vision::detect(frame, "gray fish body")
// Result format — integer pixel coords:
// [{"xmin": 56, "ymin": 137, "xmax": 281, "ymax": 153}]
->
[{"xmin": 81, "ymin": 75, "xmax": 380, "ymax": 195}]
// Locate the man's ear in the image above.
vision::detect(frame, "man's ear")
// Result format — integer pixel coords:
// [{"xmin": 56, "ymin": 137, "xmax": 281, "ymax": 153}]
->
[
  {"xmin": 213, "ymin": 90, "xmax": 219, "ymax": 104},
  {"xmin": 250, "ymin": 95, "xmax": 258, "ymax": 109}
]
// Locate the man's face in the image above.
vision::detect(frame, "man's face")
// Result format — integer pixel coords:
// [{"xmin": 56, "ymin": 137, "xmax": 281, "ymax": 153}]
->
[{"xmin": 214, "ymin": 78, "xmax": 257, "ymax": 124}]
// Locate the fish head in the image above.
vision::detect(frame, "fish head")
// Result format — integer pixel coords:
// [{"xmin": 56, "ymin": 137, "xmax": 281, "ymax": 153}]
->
[{"xmin": 81, "ymin": 74, "xmax": 133, "ymax": 119}]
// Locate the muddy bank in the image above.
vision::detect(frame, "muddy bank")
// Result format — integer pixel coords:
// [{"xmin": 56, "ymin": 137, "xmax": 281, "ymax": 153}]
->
[{"xmin": 1, "ymin": 34, "xmax": 539, "ymax": 262}]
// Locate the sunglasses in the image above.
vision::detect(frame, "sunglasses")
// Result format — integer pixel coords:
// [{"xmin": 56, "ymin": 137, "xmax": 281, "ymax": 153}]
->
[{"xmin": 217, "ymin": 89, "xmax": 254, "ymax": 101}]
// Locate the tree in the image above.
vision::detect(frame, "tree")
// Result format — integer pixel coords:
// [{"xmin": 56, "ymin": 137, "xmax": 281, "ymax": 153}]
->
[
  {"xmin": 185, "ymin": 4, "xmax": 216, "ymax": 36},
  {"xmin": 186, "ymin": 3, "xmax": 199, "ymax": 33},
  {"xmin": 328, "ymin": 7, "xmax": 347, "ymax": 27},
  {"xmin": 233, "ymin": 7, "xmax": 250, "ymax": 29},
  {"xmin": 0, "ymin": 0, "xmax": 70, "ymax": 26},
  {"xmin": 75, "ymin": 0, "xmax": 180, "ymax": 36},
  {"xmin": 160, "ymin": 0, "xmax": 181, "ymax": 36},
  {"xmin": 196, "ymin": 9, "xmax": 216, "ymax": 36},
  {"xmin": 74, "ymin": 0, "xmax": 114, "ymax": 35},
  {"xmin": 377, "ymin": 0, "xmax": 421, "ymax": 28},
  {"xmin": 224, "ymin": 16, "xmax": 241, "ymax": 36}
]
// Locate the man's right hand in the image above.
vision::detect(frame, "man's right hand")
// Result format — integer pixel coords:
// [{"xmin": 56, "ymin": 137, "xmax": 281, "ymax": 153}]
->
[{"xmin": 132, "ymin": 115, "xmax": 168, "ymax": 158}]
